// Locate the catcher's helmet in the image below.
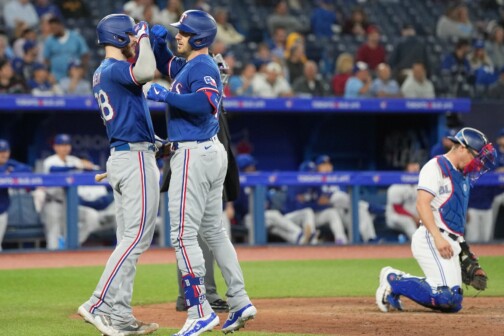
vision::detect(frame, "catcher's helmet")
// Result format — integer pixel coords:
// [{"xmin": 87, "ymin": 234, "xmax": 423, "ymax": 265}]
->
[
  {"xmin": 170, "ymin": 10, "xmax": 217, "ymax": 50},
  {"xmin": 448, "ymin": 127, "xmax": 488, "ymax": 153},
  {"xmin": 97, "ymin": 14, "xmax": 136, "ymax": 48}
]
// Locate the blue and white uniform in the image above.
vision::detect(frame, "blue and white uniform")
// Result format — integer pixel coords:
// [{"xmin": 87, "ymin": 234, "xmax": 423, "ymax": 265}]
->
[{"xmin": 0, "ymin": 158, "xmax": 31, "ymax": 251}]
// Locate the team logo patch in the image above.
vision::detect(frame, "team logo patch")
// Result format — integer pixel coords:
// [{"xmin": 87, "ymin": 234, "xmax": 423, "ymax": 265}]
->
[{"xmin": 204, "ymin": 76, "xmax": 217, "ymax": 87}]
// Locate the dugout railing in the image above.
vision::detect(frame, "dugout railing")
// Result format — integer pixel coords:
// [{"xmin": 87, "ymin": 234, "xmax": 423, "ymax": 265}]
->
[{"xmin": 1, "ymin": 171, "xmax": 503, "ymax": 249}]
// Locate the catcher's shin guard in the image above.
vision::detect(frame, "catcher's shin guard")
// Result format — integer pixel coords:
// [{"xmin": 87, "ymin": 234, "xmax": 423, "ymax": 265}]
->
[{"xmin": 388, "ymin": 273, "xmax": 463, "ymax": 312}]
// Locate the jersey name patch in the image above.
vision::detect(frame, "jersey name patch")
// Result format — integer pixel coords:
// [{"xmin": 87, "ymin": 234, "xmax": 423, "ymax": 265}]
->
[{"xmin": 204, "ymin": 76, "xmax": 217, "ymax": 87}]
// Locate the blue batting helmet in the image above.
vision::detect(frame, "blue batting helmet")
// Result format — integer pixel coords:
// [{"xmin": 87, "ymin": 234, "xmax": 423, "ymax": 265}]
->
[
  {"xmin": 448, "ymin": 127, "xmax": 488, "ymax": 153},
  {"xmin": 96, "ymin": 14, "xmax": 135, "ymax": 48},
  {"xmin": 170, "ymin": 10, "xmax": 217, "ymax": 50}
]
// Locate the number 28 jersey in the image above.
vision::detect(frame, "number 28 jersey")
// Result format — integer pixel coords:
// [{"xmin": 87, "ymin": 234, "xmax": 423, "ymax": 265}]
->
[{"xmin": 93, "ymin": 58, "xmax": 155, "ymax": 147}]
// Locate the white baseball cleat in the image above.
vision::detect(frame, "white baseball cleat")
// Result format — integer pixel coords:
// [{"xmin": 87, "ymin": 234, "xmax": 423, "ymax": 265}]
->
[
  {"xmin": 222, "ymin": 303, "xmax": 257, "ymax": 334},
  {"xmin": 77, "ymin": 305, "xmax": 123, "ymax": 336},
  {"xmin": 173, "ymin": 312, "xmax": 219, "ymax": 336},
  {"xmin": 376, "ymin": 267, "xmax": 405, "ymax": 312}
]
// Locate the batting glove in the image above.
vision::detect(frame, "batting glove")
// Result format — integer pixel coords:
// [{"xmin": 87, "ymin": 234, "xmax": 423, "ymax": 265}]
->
[
  {"xmin": 151, "ymin": 24, "xmax": 169, "ymax": 43},
  {"xmin": 147, "ymin": 83, "xmax": 169, "ymax": 102},
  {"xmin": 134, "ymin": 21, "xmax": 150, "ymax": 40}
]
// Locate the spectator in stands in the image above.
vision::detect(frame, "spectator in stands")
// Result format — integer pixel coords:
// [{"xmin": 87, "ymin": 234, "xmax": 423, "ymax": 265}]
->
[
  {"xmin": 342, "ymin": 7, "xmax": 370, "ymax": 36},
  {"xmin": 252, "ymin": 61, "xmax": 293, "ymax": 97},
  {"xmin": 466, "ymin": 185, "xmax": 500, "ymax": 243},
  {"xmin": 0, "ymin": 139, "xmax": 32, "ymax": 252},
  {"xmin": 430, "ymin": 128, "xmax": 457, "ymax": 158},
  {"xmin": 41, "ymin": 134, "xmax": 100, "ymax": 250},
  {"xmin": 37, "ymin": 13, "xmax": 54, "ymax": 64},
  {"xmin": 12, "ymin": 40, "xmax": 41, "ymax": 82},
  {"xmin": 344, "ymin": 61, "xmax": 372, "ymax": 98},
  {"xmin": 59, "ymin": 60, "xmax": 91, "ymax": 95},
  {"xmin": 268, "ymin": 26, "xmax": 288, "ymax": 61},
  {"xmin": 469, "ymin": 39, "xmax": 494, "ymax": 71},
  {"xmin": 214, "ymin": 7, "xmax": 245, "ymax": 46},
  {"xmin": 28, "ymin": 63, "xmax": 63, "ymax": 96},
  {"xmin": 436, "ymin": 3, "xmax": 474, "ymax": 40},
  {"xmin": 155, "ymin": 0, "xmax": 184, "ymax": 36},
  {"xmin": 400, "ymin": 63, "xmax": 435, "ymax": 98},
  {"xmin": 12, "ymin": 27, "xmax": 37, "ymax": 58},
  {"xmin": 54, "ymin": 0, "xmax": 90, "ymax": 18},
  {"xmin": 487, "ymin": 66, "xmax": 504, "ymax": 99},
  {"xmin": 253, "ymin": 42, "xmax": 274, "ymax": 71},
  {"xmin": 267, "ymin": 0, "xmax": 305, "ymax": 36},
  {"xmin": 289, "ymin": 159, "xmax": 347, "ymax": 244},
  {"xmin": 285, "ymin": 32, "xmax": 306, "ymax": 84},
  {"xmin": 310, "ymin": 0, "xmax": 338, "ymax": 38},
  {"xmin": 229, "ymin": 63, "xmax": 256, "ymax": 96},
  {"xmin": 356, "ymin": 26, "xmax": 386, "ymax": 71},
  {"xmin": 332, "ymin": 53, "xmax": 354, "ymax": 96},
  {"xmin": 385, "ymin": 160, "xmax": 420, "ymax": 241},
  {"xmin": 234, "ymin": 154, "xmax": 314, "ymax": 245},
  {"xmin": 142, "ymin": 2, "xmax": 160, "ymax": 26},
  {"xmin": 388, "ymin": 24, "xmax": 430, "ymax": 81},
  {"xmin": 3, "ymin": 0, "xmax": 39, "ymax": 33},
  {"xmin": 292, "ymin": 60, "xmax": 329, "ymax": 97},
  {"xmin": 43, "ymin": 16, "xmax": 89, "ymax": 81},
  {"xmin": 0, "ymin": 58, "xmax": 28, "ymax": 94},
  {"xmin": 194, "ymin": 0, "xmax": 211, "ymax": 12},
  {"xmin": 33, "ymin": 0, "xmax": 62, "ymax": 19},
  {"xmin": 0, "ymin": 31, "xmax": 15, "ymax": 61},
  {"xmin": 441, "ymin": 39, "xmax": 472, "ymax": 97},
  {"xmin": 123, "ymin": 0, "xmax": 146, "ymax": 21},
  {"xmin": 370, "ymin": 63, "xmax": 400, "ymax": 98},
  {"xmin": 485, "ymin": 24, "xmax": 504, "ymax": 69}
]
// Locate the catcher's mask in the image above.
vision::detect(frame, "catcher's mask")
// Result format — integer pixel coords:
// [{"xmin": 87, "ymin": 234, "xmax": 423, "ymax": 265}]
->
[{"xmin": 448, "ymin": 127, "xmax": 497, "ymax": 186}]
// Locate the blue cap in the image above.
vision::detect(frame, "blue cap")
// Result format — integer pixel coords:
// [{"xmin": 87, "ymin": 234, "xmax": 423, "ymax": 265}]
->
[
  {"xmin": 0, "ymin": 139, "xmax": 10, "ymax": 152},
  {"xmin": 54, "ymin": 134, "xmax": 71, "ymax": 145},
  {"xmin": 236, "ymin": 154, "xmax": 256, "ymax": 170},
  {"xmin": 473, "ymin": 39, "xmax": 485, "ymax": 49},
  {"xmin": 32, "ymin": 63, "xmax": 47, "ymax": 72},
  {"xmin": 299, "ymin": 161, "xmax": 316, "ymax": 172},
  {"xmin": 315, "ymin": 155, "xmax": 330, "ymax": 165},
  {"xmin": 353, "ymin": 61, "xmax": 368, "ymax": 73},
  {"xmin": 67, "ymin": 59, "xmax": 83, "ymax": 71},
  {"xmin": 497, "ymin": 128, "xmax": 504, "ymax": 138},
  {"xmin": 23, "ymin": 40, "xmax": 37, "ymax": 53}
]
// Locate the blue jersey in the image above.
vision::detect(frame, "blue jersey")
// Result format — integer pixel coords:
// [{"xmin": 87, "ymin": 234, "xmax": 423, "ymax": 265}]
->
[
  {"xmin": 0, "ymin": 159, "xmax": 32, "ymax": 214},
  {"xmin": 166, "ymin": 54, "xmax": 221, "ymax": 141},
  {"xmin": 92, "ymin": 59, "xmax": 155, "ymax": 147}
]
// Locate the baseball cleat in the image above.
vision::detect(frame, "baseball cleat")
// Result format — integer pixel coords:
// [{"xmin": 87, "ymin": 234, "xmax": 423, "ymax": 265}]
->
[
  {"xmin": 116, "ymin": 320, "xmax": 159, "ymax": 335},
  {"xmin": 77, "ymin": 305, "xmax": 123, "ymax": 336},
  {"xmin": 210, "ymin": 299, "xmax": 230, "ymax": 313},
  {"xmin": 173, "ymin": 312, "xmax": 219, "ymax": 336},
  {"xmin": 376, "ymin": 267, "xmax": 405, "ymax": 312},
  {"xmin": 221, "ymin": 303, "xmax": 257, "ymax": 334}
]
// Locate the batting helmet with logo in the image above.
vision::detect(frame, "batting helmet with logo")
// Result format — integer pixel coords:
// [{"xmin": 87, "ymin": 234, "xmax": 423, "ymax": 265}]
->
[
  {"xmin": 170, "ymin": 10, "xmax": 217, "ymax": 50},
  {"xmin": 448, "ymin": 127, "xmax": 488, "ymax": 153},
  {"xmin": 97, "ymin": 14, "xmax": 136, "ymax": 48}
]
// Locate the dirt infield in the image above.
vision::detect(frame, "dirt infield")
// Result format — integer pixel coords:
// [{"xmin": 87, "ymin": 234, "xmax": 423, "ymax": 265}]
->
[
  {"xmin": 132, "ymin": 297, "xmax": 504, "ymax": 336},
  {"xmin": 4, "ymin": 244, "xmax": 504, "ymax": 335}
]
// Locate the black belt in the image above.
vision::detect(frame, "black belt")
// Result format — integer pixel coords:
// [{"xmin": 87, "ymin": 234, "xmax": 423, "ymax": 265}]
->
[
  {"xmin": 172, "ymin": 136, "xmax": 216, "ymax": 150},
  {"xmin": 439, "ymin": 228, "xmax": 460, "ymax": 241}
]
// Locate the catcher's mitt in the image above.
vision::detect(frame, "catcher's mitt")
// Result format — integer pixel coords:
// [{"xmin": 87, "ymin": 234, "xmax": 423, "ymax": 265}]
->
[{"xmin": 459, "ymin": 241, "xmax": 487, "ymax": 291}]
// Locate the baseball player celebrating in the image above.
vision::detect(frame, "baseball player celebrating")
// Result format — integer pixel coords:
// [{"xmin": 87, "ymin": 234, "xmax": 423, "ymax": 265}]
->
[
  {"xmin": 385, "ymin": 161, "xmax": 421, "ymax": 241},
  {"xmin": 147, "ymin": 10, "xmax": 256, "ymax": 335},
  {"xmin": 376, "ymin": 128, "xmax": 496, "ymax": 313},
  {"xmin": 77, "ymin": 14, "xmax": 160, "ymax": 336}
]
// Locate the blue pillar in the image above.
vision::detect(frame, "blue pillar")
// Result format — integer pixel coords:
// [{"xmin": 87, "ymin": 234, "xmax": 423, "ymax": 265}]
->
[
  {"xmin": 350, "ymin": 185, "xmax": 361, "ymax": 244},
  {"xmin": 252, "ymin": 185, "xmax": 266, "ymax": 245},
  {"xmin": 66, "ymin": 186, "xmax": 79, "ymax": 249},
  {"xmin": 162, "ymin": 193, "xmax": 171, "ymax": 247}
]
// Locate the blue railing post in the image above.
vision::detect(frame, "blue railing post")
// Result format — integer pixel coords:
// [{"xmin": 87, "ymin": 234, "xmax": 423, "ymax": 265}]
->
[
  {"xmin": 162, "ymin": 192, "xmax": 171, "ymax": 247},
  {"xmin": 66, "ymin": 186, "xmax": 79, "ymax": 249},
  {"xmin": 350, "ymin": 185, "xmax": 361, "ymax": 244},
  {"xmin": 252, "ymin": 185, "xmax": 266, "ymax": 245}
]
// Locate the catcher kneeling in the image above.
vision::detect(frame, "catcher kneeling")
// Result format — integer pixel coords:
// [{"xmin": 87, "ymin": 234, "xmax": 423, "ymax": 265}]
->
[{"xmin": 376, "ymin": 128, "xmax": 494, "ymax": 313}]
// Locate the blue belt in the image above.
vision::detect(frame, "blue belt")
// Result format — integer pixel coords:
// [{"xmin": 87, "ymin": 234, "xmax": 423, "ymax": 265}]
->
[
  {"xmin": 113, "ymin": 143, "xmax": 156, "ymax": 152},
  {"xmin": 172, "ymin": 137, "xmax": 214, "ymax": 150}
]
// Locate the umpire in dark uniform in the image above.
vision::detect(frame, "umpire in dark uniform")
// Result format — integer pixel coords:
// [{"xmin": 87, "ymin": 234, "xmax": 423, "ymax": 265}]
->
[{"xmin": 159, "ymin": 54, "xmax": 239, "ymax": 312}]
